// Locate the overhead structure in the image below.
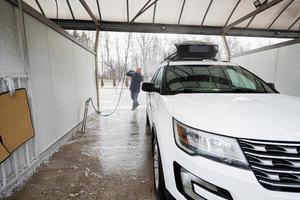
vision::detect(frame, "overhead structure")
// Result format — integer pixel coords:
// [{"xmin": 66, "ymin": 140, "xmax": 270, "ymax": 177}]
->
[{"xmin": 14, "ymin": 0, "xmax": 300, "ymax": 38}]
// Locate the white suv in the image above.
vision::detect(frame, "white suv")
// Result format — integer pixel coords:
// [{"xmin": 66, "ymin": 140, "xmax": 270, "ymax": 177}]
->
[{"xmin": 142, "ymin": 42, "xmax": 300, "ymax": 200}]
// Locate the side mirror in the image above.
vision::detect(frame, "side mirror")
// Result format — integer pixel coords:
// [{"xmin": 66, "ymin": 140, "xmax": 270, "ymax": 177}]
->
[
  {"xmin": 142, "ymin": 82, "xmax": 159, "ymax": 92},
  {"xmin": 267, "ymin": 83, "xmax": 276, "ymax": 90}
]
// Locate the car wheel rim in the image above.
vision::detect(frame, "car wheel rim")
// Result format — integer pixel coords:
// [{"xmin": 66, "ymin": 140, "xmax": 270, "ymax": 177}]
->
[{"xmin": 154, "ymin": 141, "xmax": 159, "ymax": 191}]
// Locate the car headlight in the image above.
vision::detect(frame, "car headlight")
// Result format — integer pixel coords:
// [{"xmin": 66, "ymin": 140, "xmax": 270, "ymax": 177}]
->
[{"xmin": 173, "ymin": 119, "xmax": 249, "ymax": 169}]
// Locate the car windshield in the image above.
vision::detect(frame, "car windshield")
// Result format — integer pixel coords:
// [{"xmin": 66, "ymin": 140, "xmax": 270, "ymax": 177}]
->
[{"xmin": 164, "ymin": 65, "xmax": 275, "ymax": 94}]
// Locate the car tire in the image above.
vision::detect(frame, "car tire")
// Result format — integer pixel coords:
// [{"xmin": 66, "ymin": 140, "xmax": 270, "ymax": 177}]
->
[
  {"xmin": 146, "ymin": 113, "xmax": 150, "ymax": 127},
  {"xmin": 146, "ymin": 113, "xmax": 152, "ymax": 139},
  {"xmin": 153, "ymin": 137, "xmax": 167, "ymax": 200}
]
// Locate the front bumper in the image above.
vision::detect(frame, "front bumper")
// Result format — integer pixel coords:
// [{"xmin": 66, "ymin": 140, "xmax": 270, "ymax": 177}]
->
[{"xmin": 159, "ymin": 141, "xmax": 300, "ymax": 200}]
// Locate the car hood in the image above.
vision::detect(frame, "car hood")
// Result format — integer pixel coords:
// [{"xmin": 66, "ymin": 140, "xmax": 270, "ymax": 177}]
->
[{"xmin": 160, "ymin": 93, "xmax": 300, "ymax": 141}]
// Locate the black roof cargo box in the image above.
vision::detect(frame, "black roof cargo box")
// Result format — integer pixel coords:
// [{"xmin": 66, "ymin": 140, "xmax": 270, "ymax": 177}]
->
[{"xmin": 165, "ymin": 41, "xmax": 218, "ymax": 61}]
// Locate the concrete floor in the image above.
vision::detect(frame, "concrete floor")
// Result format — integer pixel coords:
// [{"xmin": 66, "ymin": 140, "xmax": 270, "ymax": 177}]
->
[{"xmin": 7, "ymin": 99, "xmax": 155, "ymax": 200}]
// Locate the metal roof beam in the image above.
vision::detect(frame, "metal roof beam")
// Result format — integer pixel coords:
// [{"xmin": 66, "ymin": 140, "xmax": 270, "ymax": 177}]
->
[
  {"xmin": 66, "ymin": 0, "xmax": 75, "ymax": 20},
  {"xmin": 224, "ymin": 0, "xmax": 284, "ymax": 32},
  {"xmin": 131, "ymin": 0, "xmax": 151, "ymax": 22},
  {"xmin": 224, "ymin": 0, "xmax": 241, "ymax": 27},
  {"xmin": 79, "ymin": 0, "xmax": 99, "ymax": 26},
  {"xmin": 35, "ymin": 0, "xmax": 45, "ymax": 17},
  {"xmin": 267, "ymin": 0, "xmax": 294, "ymax": 30},
  {"xmin": 232, "ymin": 38, "xmax": 300, "ymax": 58},
  {"xmin": 95, "ymin": 0, "xmax": 102, "ymax": 21},
  {"xmin": 288, "ymin": 16, "xmax": 300, "ymax": 30},
  {"xmin": 152, "ymin": 1, "xmax": 157, "ymax": 23},
  {"xmin": 178, "ymin": 0, "xmax": 186, "ymax": 24},
  {"xmin": 126, "ymin": 0, "xmax": 129, "ymax": 22},
  {"xmin": 201, "ymin": 0, "xmax": 213, "ymax": 26},
  {"xmin": 245, "ymin": 15, "xmax": 255, "ymax": 29},
  {"xmin": 51, "ymin": 19, "xmax": 300, "ymax": 38},
  {"xmin": 131, "ymin": 0, "xmax": 158, "ymax": 22}
]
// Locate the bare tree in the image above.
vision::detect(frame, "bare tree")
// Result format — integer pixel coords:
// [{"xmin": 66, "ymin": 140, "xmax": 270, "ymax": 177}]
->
[
  {"xmin": 136, "ymin": 33, "xmax": 155, "ymax": 77},
  {"xmin": 103, "ymin": 33, "xmax": 115, "ymax": 79}
]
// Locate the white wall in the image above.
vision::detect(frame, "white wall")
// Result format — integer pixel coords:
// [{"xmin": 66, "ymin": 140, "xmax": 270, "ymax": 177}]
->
[
  {"xmin": 24, "ymin": 14, "xmax": 97, "ymax": 154},
  {"xmin": 0, "ymin": 0, "xmax": 97, "ymax": 196},
  {"xmin": 0, "ymin": 0, "xmax": 24, "ymax": 75},
  {"xmin": 232, "ymin": 42, "xmax": 300, "ymax": 97}
]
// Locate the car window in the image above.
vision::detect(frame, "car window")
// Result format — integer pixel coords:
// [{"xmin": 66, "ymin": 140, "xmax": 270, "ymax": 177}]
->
[
  {"xmin": 154, "ymin": 68, "xmax": 164, "ymax": 88},
  {"xmin": 164, "ymin": 65, "xmax": 274, "ymax": 94},
  {"xmin": 151, "ymin": 68, "xmax": 160, "ymax": 83},
  {"xmin": 226, "ymin": 68, "xmax": 255, "ymax": 89}
]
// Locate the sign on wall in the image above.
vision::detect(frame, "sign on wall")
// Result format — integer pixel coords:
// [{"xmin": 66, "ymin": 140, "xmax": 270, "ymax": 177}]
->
[{"xmin": 0, "ymin": 88, "xmax": 35, "ymax": 163}]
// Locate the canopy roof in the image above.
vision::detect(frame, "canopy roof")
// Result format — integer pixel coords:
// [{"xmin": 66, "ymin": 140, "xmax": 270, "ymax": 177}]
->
[{"xmin": 22, "ymin": 0, "xmax": 300, "ymax": 38}]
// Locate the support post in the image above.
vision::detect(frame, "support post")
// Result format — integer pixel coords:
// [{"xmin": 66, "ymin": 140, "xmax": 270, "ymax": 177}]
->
[
  {"xmin": 78, "ymin": 0, "xmax": 100, "ymax": 111},
  {"xmin": 222, "ymin": 35, "xmax": 231, "ymax": 61},
  {"xmin": 94, "ymin": 28, "xmax": 100, "ymax": 111}
]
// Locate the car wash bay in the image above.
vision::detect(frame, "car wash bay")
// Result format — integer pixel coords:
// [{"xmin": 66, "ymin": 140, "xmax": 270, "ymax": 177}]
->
[
  {"xmin": 1, "ymin": 0, "xmax": 300, "ymax": 199},
  {"xmin": 7, "ymin": 98, "xmax": 155, "ymax": 200}
]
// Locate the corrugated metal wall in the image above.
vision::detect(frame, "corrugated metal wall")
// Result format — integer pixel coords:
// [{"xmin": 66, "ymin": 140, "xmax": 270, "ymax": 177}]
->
[{"xmin": 0, "ymin": 0, "xmax": 97, "ymax": 197}]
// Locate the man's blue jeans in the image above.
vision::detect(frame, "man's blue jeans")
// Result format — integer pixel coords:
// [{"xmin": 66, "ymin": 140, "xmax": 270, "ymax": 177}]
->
[{"xmin": 131, "ymin": 91, "xmax": 139, "ymax": 109}]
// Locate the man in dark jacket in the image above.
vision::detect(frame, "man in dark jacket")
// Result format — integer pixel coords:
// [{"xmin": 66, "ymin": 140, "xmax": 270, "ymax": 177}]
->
[{"xmin": 126, "ymin": 67, "xmax": 144, "ymax": 110}]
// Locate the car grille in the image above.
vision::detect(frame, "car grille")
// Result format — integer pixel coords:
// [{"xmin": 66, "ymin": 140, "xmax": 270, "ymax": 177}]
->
[{"xmin": 238, "ymin": 139, "xmax": 300, "ymax": 192}]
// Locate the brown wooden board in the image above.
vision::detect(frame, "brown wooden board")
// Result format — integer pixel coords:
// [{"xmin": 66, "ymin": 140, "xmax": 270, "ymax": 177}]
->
[
  {"xmin": 0, "ymin": 143, "xmax": 9, "ymax": 163},
  {"xmin": 0, "ymin": 88, "xmax": 35, "ymax": 153}
]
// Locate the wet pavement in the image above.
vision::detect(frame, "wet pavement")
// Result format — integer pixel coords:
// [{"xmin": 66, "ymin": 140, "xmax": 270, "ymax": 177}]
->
[{"xmin": 7, "ymin": 90, "xmax": 155, "ymax": 200}]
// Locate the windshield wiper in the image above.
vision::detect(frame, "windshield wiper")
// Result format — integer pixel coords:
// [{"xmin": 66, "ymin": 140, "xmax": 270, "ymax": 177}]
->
[
  {"xmin": 166, "ymin": 89, "xmax": 202, "ymax": 95},
  {"xmin": 230, "ymin": 87, "xmax": 264, "ymax": 93}
]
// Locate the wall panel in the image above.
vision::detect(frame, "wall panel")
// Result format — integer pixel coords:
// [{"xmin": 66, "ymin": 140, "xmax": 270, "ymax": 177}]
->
[
  {"xmin": 0, "ymin": 0, "xmax": 24, "ymax": 75},
  {"xmin": 23, "ymin": 14, "xmax": 56, "ymax": 154},
  {"xmin": 275, "ymin": 43, "xmax": 300, "ymax": 96},
  {"xmin": 24, "ymin": 13, "xmax": 97, "ymax": 154},
  {"xmin": 232, "ymin": 42, "xmax": 300, "ymax": 97}
]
